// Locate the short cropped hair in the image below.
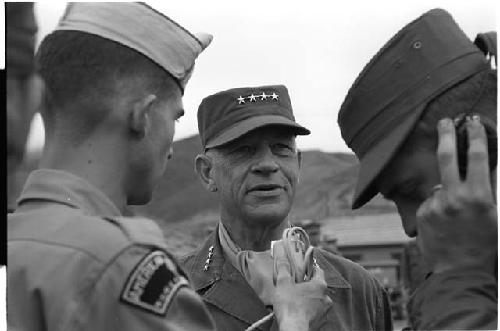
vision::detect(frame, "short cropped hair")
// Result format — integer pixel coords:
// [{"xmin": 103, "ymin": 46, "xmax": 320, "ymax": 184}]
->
[{"xmin": 36, "ymin": 30, "xmax": 178, "ymax": 142}]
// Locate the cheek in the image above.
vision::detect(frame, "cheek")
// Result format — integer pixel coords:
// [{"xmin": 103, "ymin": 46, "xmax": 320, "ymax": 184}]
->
[
  {"xmin": 281, "ymin": 161, "xmax": 300, "ymax": 189},
  {"xmin": 214, "ymin": 163, "xmax": 246, "ymax": 203},
  {"xmin": 155, "ymin": 116, "xmax": 175, "ymax": 158}
]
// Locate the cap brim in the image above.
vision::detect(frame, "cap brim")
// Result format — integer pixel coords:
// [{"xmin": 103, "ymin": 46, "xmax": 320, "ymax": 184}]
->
[
  {"xmin": 205, "ymin": 115, "xmax": 310, "ymax": 149},
  {"xmin": 352, "ymin": 105, "xmax": 425, "ymax": 209}
]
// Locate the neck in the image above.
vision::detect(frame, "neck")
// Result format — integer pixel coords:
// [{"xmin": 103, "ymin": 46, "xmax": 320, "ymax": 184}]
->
[
  {"xmin": 39, "ymin": 134, "xmax": 128, "ymax": 213},
  {"xmin": 221, "ymin": 215, "xmax": 289, "ymax": 251}
]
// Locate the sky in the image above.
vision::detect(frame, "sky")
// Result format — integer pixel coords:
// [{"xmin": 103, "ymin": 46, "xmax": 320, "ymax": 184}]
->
[{"xmin": 5, "ymin": 0, "xmax": 498, "ymax": 154}]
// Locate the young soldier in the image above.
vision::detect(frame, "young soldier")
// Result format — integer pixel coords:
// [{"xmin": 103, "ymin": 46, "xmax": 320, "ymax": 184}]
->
[{"xmin": 338, "ymin": 9, "xmax": 497, "ymax": 330}]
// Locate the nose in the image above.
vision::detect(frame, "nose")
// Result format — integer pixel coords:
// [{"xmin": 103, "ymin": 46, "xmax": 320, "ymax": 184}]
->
[
  {"xmin": 251, "ymin": 149, "xmax": 279, "ymax": 174},
  {"xmin": 395, "ymin": 199, "xmax": 419, "ymax": 237}
]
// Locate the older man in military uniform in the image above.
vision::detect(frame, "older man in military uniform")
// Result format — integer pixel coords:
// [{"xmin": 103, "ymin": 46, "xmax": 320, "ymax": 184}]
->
[
  {"xmin": 7, "ymin": 3, "xmax": 215, "ymax": 330},
  {"xmin": 338, "ymin": 9, "xmax": 497, "ymax": 330},
  {"xmin": 180, "ymin": 85, "xmax": 393, "ymax": 330}
]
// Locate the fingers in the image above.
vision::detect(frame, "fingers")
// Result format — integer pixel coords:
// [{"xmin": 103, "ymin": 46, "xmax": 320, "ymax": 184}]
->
[
  {"xmin": 466, "ymin": 116, "xmax": 493, "ymax": 197},
  {"xmin": 310, "ymin": 264, "xmax": 325, "ymax": 282},
  {"xmin": 436, "ymin": 118, "xmax": 460, "ymax": 189},
  {"xmin": 310, "ymin": 265, "xmax": 328, "ymax": 293},
  {"xmin": 273, "ymin": 241, "xmax": 292, "ymax": 285},
  {"xmin": 310, "ymin": 266, "xmax": 331, "ymax": 304}
]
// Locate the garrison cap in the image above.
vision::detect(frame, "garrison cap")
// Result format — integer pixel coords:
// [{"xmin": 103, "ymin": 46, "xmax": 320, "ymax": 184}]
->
[
  {"xmin": 338, "ymin": 8, "xmax": 490, "ymax": 209},
  {"xmin": 198, "ymin": 85, "xmax": 310, "ymax": 149},
  {"xmin": 55, "ymin": 2, "xmax": 212, "ymax": 92}
]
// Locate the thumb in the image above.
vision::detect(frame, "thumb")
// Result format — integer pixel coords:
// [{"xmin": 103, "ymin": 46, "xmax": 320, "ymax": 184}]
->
[
  {"xmin": 273, "ymin": 240, "xmax": 292, "ymax": 285},
  {"xmin": 310, "ymin": 264, "xmax": 326, "ymax": 285}
]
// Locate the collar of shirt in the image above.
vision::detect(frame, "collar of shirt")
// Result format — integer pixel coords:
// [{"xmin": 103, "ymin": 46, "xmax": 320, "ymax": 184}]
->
[
  {"xmin": 16, "ymin": 169, "xmax": 122, "ymax": 217},
  {"xmin": 218, "ymin": 221, "xmax": 275, "ymax": 305},
  {"xmin": 188, "ymin": 223, "xmax": 351, "ymax": 292}
]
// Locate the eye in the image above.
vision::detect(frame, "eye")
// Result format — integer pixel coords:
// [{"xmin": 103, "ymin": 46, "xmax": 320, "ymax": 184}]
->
[
  {"xmin": 272, "ymin": 143, "xmax": 294, "ymax": 156},
  {"xmin": 229, "ymin": 145, "xmax": 253, "ymax": 155},
  {"xmin": 395, "ymin": 180, "xmax": 421, "ymax": 200}
]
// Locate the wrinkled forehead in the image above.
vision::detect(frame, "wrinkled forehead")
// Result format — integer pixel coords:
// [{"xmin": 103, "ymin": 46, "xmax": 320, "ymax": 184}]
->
[{"xmin": 222, "ymin": 125, "xmax": 298, "ymax": 147}]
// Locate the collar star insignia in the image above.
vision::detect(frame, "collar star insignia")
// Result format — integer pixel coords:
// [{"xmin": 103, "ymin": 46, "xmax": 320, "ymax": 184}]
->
[
  {"xmin": 271, "ymin": 92, "xmax": 279, "ymax": 100},
  {"xmin": 260, "ymin": 92, "xmax": 267, "ymax": 100},
  {"xmin": 237, "ymin": 95, "xmax": 246, "ymax": 104},
  {"xmin": 248, "ymin": 94, "xmax": 257, "ymax": 102}
]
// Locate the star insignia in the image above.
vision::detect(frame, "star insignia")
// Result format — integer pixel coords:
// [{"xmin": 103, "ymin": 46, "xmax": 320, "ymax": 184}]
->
[
  {"xmin": 248, "ymin": 94, "xmax": 257, "ymax": 102},
  {"xmin": 237, "ymin": 96, "xmax": 246, "ymax": 104},
  {"xmin": 271, "ymin": 92, "xmax": 279, "ymax": 100},
  {"xmin": 260, "ymin": 92, "xmax": 267, "ymax": 100}
]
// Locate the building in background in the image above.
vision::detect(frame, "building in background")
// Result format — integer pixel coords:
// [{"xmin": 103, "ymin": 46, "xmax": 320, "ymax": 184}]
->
[{"xmin": 301, "ymin": 213, "xmax": 423, "ymax": 321}]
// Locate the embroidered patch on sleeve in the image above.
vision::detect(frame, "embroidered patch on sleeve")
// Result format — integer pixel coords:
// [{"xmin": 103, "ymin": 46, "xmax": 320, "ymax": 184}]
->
[{"xmin": 121, "ymin": 250, "xmax": 189, "ymax": 316}]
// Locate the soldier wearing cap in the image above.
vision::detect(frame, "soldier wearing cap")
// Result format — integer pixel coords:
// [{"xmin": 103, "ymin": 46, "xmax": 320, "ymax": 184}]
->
[
  {"xmin": 179, "ymin": 85, "xmax": 393, "ymax": 330},
  {"xmin": 7, "ymin": 3, "xmax": 216, "ymax": 330},
  {"xmin": 338, "ymin": 9, "xmax": 497, "ymax": 330}
]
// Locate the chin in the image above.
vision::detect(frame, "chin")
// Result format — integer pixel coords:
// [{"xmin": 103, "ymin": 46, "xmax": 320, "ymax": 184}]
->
[
  {"xmin": 127, "ymin": 190, "xmax": 153, "ymax": 206},
  {"xmin": 245, "ymin": 206, "xmax": 290, "ymax": 226},
  {"xmin": 402, "ymin": 224, "xmax": 418, "ymax": 238}
]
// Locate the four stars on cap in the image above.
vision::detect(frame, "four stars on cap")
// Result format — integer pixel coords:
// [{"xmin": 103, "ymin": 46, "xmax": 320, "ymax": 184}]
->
[{"xmin": 237, "ymin": 92, "xmax": 279, "ymax": 105}]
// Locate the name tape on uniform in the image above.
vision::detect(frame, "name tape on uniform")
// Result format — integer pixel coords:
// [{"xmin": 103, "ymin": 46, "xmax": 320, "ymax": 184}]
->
[{"xmin": 121, "ymin": 250, "xmax": 189, "ymax": 316}]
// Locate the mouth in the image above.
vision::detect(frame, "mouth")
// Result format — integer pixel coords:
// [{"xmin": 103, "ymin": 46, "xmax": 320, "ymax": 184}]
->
[
  {"xmin": 247, "ymin": 184, "xmax": 285, "ymax": 197},
  {"xmin": 248, "ymin": 184, "xmax": 284, "ymax": 192}
]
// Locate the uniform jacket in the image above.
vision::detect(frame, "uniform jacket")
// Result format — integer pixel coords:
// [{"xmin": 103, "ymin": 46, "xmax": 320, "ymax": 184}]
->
[
  {"xmin": 8, "ymin": 169, "xmax": 215, "ymax": 331},
  {"xmin": 180, "ymin": 224, "xmax": 393, "ymax": 331},
  {"xmin": 408, "ymin": 269, "xmax": 498, "ymax": 330}
]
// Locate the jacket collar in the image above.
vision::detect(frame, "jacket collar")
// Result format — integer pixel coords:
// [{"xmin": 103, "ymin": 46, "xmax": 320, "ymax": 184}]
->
[
  {"xmin": 16, "ymin": 169, "xmax": 122, "ymax": 217},
  {"xmin": 187, "ymin": 224, "xmax": 351, "ymax": 328}
]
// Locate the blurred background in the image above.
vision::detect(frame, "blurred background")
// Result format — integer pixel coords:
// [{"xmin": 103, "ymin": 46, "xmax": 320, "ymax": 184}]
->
[{"xmin": 4, "ymin": 1, "xmax": 497, "ymax": 328}]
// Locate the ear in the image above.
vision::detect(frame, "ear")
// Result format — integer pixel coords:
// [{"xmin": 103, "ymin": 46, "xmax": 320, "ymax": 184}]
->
[
  {"xmin": 129, "ymin": 94, "xmax": 157, "ymax": 138},
  {"xmin": 195, "ymin": 153, "xmax": 217, "ymax": 192}
]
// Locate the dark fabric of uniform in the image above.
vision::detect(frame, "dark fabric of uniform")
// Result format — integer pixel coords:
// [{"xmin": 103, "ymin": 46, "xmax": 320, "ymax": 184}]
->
[
  {"xmin": 6, "ymin": 2, "xmax": 37, "ymax": 77},
  {"xmin": 180, "ymin": 224, "xmax": 393, "ymax": 331},
  {"xmin": 407, "ymin": 269, "xmax": 497, "ymax": 330},
  {"xmin": 7, "ymin": 169, "xmax": 216, "ymax": 331}
]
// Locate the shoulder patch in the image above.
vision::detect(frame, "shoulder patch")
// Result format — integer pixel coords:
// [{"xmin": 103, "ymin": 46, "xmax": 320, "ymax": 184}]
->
[{"xmin": 121, "ymin": 250, "xmax": 189, "ymax": 316}]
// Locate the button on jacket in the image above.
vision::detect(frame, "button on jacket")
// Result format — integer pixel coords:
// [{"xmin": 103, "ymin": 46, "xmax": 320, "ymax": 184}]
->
[
  {"xmin": 8, "ymin": 169, "xmax": 216, "ymax": 331},
  {"xmin": 180, "ymin": 223, "xmax": 393, "ymax": 331}
]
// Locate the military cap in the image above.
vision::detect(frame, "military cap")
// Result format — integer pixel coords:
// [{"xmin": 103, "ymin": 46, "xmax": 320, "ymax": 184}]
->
[
  {"xmin": 6, "ymin": 2, "xmax": 38, "ymax": 77},
  {"xmin": 198, "ymin": 85, "xmax": 310, "ymax": 149},
  {"xmin": 55, "ymin": 2, "xmax": 212, "ymax": 92},
  {"xmin": 338, "ymin": 8, "xmax": 490, "ymax": 209}
]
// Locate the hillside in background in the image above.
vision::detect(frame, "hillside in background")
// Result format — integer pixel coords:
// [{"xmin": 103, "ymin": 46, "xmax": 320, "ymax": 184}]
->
[
  {"xmin": 129, "ymin": 135, "xmax": 396, "ymax": 255},
  {"xmin": 132, "ymin": 134, "xmax": 396, "ymax": 223},
  {"xmin": 13, "ymin": 134, "xmax": 397, "ymax": 255}
]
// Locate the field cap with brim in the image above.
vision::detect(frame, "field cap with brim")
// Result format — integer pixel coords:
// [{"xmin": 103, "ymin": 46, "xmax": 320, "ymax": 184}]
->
[
  {"xmin": 337, "ymin": 8, "xmax": 490, "ymax": 209},
  {"xmin": 198, "ymin": 85, "xmax": 310, "ymax": 149},
  {"xmin": 55, "ymin": 2, "xmax": 212, "ymax": 93}
]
